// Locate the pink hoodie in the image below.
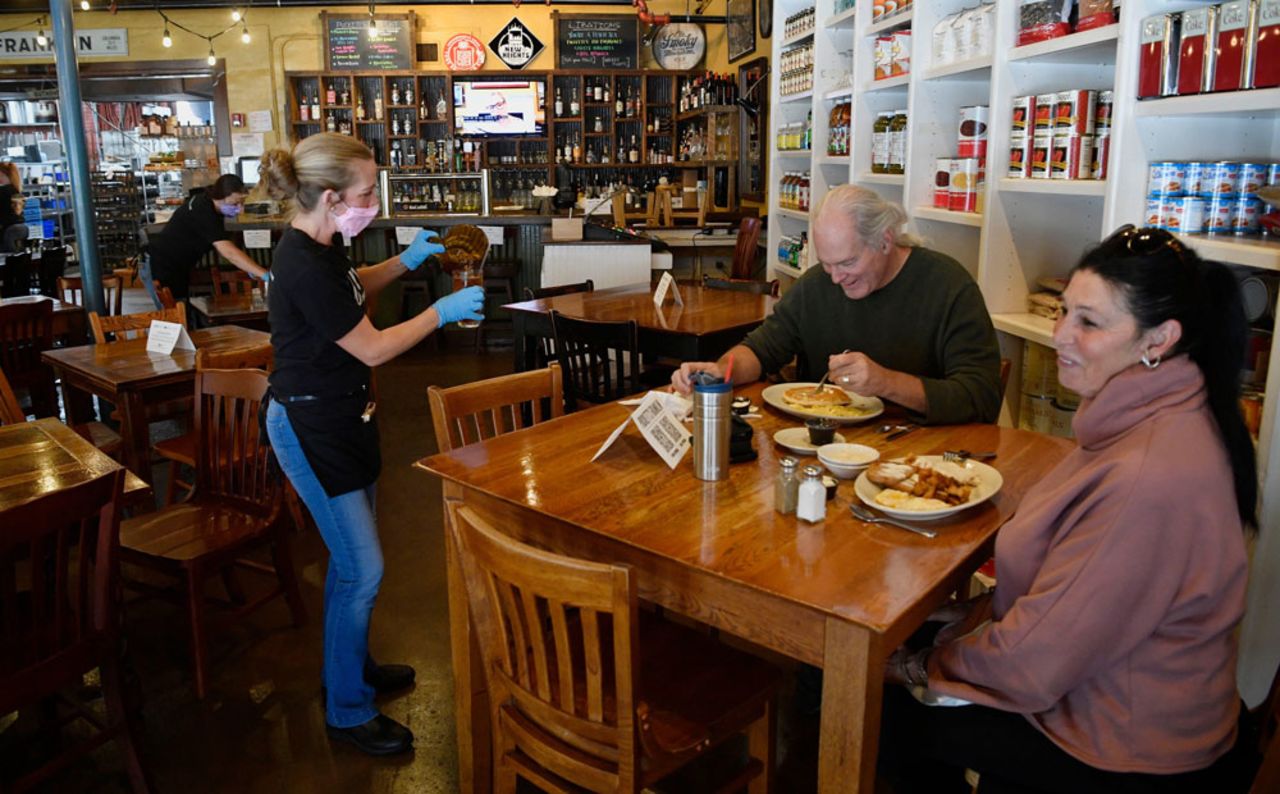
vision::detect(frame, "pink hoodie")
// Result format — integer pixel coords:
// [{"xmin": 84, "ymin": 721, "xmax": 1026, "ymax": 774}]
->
[{"xmin": 929, "ymin": 355, "xmax": 1246, "ymax": 774}]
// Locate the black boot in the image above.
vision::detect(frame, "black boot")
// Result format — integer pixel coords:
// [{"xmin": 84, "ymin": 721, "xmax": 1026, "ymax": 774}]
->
[
  {"xmin": 325, "ymin": 713, "xmax": 413, "ymax": 756},
  {"xmin": 364, "ymin": 663, "xmax": 415, "ymax": 695}
]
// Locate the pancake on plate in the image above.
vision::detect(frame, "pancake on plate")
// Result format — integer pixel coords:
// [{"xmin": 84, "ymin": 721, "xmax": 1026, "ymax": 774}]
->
[{"xmin": 783, "ymin": 385, "xmax": 852, "ymax": 408}]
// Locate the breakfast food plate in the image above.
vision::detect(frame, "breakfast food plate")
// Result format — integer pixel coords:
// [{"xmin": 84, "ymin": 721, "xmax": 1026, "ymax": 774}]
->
[
  {"xmin": 761, "ymin": 382, "xmax": 885, "ymax": 424},
  {"xmin": 854, "ymin": 455, "xmax": 1003, "ymax": 520},
  {"xmin": 773, "ymin": 427, "xmax": 847, "ymax": 455}
]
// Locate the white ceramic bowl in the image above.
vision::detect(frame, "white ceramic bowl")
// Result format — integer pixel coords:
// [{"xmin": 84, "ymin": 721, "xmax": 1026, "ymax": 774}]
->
[{"xmin": 817, "ymin": 443, "xmax": 880, "ymax": 479}]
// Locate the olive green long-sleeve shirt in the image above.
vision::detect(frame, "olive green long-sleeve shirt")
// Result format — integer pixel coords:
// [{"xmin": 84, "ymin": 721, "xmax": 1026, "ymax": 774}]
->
[{"xmin": 743, "ymin": 246, "xmax": 1002, "ymax": 424}]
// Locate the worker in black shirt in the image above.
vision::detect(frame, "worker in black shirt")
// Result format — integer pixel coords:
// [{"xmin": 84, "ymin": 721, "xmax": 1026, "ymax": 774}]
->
[
  {"xmin": 146, "ymin": 173, "xmax": 268, "ymax": 299},
  {"xmin": 0, "ymin": 162, "xmax": 28, "ymax": 253},
  {"xmin": 258, "ymin": 133, "xmax": 482, "ymax": 757}
]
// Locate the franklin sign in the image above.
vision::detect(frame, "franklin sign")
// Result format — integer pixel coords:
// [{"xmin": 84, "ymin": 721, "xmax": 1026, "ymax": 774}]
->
[{"xmin": 0, "ymin": 29, "xmax": 129, "ymax": 58}]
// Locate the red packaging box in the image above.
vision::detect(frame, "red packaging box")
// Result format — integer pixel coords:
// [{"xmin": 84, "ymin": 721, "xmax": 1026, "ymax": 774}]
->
[
  {"xmin": 1255, "ymin": 0, "xmax": 1280, "ymax": 88},
  {"xmin": 1214, "ymin": 0, "xmax": 1258, "ymax": 92},
  {"xmin": 1138, "ymin": 14, "xmax": 1180, "ymax": 98},
  {"xmin": 1178, "ymin": 6, "xmax": 1217, "ymax": 95}
]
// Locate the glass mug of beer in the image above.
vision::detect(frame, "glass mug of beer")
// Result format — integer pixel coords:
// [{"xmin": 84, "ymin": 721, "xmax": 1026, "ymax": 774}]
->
[{"xmin": 451, "ymin": 264, "xmax": 483, "ymax": 329}]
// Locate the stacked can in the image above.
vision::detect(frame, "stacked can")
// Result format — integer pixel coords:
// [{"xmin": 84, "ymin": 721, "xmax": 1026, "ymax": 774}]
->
[
  {"xmin": 1148, "ymin": 160, "xmax": 1276, "ymax": 235},
  {"xmin": 932, "ymin": 106, "xmax": 987, "ymax": 212},
  {"xmin": 1010, "ymin": 91, "xmax": 1108, "ymax": 180},
  {"xmin": 1019, "ymin": 341, "xmax": 1059, "ymax": 436}
]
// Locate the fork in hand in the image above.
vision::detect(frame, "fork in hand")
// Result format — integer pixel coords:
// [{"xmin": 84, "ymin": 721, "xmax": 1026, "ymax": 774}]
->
[
  {"xmin": 941, "ymin": 450, "xmax": 997, "ymax": 463},
  {"xmin": 849, "ymin": 503, "xmax": 938, "ymax": 539}
]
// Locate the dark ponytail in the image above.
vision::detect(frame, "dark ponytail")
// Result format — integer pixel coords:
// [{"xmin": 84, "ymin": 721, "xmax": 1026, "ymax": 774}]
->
[{"xmin": 1076, "ymin": 228, "xmax": 1257, "ymax": 530}]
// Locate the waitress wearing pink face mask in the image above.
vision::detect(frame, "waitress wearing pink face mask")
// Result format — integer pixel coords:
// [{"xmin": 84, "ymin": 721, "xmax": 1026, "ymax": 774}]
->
[
  {"xmin": 258, "ymin": 133, "xmax": 482, "ymax": 756},
  {"xmin": 146, "ymin": 173, "xmax": 268, "ymax": 301}
]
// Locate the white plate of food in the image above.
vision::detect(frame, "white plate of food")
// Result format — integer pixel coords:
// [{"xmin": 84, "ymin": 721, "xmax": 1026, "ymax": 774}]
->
[
  {"xmin": 761, "ymin": 382, "xmax": 885, "ymax": 424},
  {"xmin": 773, "ymin": 427, "xmax": 847, "ymax": 456},
  {"xmin": 854, "ymin": 455, "xmax": 1003, "ymax": 520}
]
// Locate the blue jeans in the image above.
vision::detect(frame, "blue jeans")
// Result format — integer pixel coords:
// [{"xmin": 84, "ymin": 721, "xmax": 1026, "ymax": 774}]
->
[{"xmin": 266, "ymin": 399, "xmax": 382, "ymax": 728}]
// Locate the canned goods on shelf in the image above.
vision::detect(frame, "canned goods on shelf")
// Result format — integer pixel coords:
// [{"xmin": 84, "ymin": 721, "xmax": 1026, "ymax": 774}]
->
[
  {"xmin": 1009, "ymin": 135, "xmax": 1033, "ymax": 178},
  {"xmin": 934, "ymin": 158, "xmax": 952, "ymax": 208},
  {"xmin": 1268, "ymin": 163, "xmax": 1280, "ymax": 187},
  {"xmin": 1147, "ymin": 161, "xmax": 1188, "ymax": 195},
  {"xmin": 1239, "ymin": 163, "xmax": 1268, "ymax": 195},
  {"xmin": 1019, "ymin": 393, "xmax": 1055, "ymax": 435},
  {"xmin": 1022, "ymin": 341, "xmax": 1058, "ymax": 398},
  {"xmin": 1203, "ymin": 161, "xmax": 1242, "ymax": 197},
  {"xmin": 1054, "ymin": 89, "xmax": 1097, "ymax": 135},
  {"xmin": 1051, "ymin": 134, "xmax": 1093, "ymax": 180},
  {"xmin": 1205, "ymin": 194, "xmax": 1236, "ymax": 233},
  {"xmin": 1011, "ymin": 95, "xmax": 1035, "ymax": 135},
  {"xmin": 1092, "ymin": 134, "xmax": 1110, "ymax": 180},
  {"xmin": 1185, "ymin": 162, "xmax": 1210, "ymax": 196},
  {"xmin": 1240, "ymin": 389, "xmax": 1264, "ymax": 438},
  {"xmin": 1034, "ymin": 94, "xmax": 1057, "ymax": 133},
  {"xmin": 1055, "ymin": 380, "xmax": 1081, "ymax": 411},
  {"xmin": 958, "ymin": 105, "xmax": 989, "ymax": 159},
  {"xmin": 1031, "ymin": 134, "xmax": 1053, "ymax": 179},
  {"xmin": 948, "ymin": 158, "xmax": 980, "ymax": 212},
  {"xmin": 1094, "ymin": 90, "xmax": 1114, "ymax": 133},
  {"xmin": 1146, "ymin": 196, "xmax": 1166, "ymax": 227},
  {"xmin": 1049, "ymin": 402, "xmax": 1076, "ymax": 439},
  {"xmin": 1163, "ymin": 196, "xmax": 1207, "ymax": 234},
  {"xmin": 1232, "ymin": 195, "xmax": 1262, "ymax": 234}
]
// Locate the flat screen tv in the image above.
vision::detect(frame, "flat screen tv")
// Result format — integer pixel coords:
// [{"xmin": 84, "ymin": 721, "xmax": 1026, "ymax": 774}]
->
[{"xmin": 453, "ymin": 79, "xmax": 545, "ymax": 136}]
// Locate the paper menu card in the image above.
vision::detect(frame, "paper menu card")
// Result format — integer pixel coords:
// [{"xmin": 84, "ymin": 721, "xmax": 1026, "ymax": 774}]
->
[
  {"xmin": 146, "ymin": 320, "xmax": 196, "ymax": 354},
  {"xmin": 652, "ymin": 272, "xmax": 684, "ymax": 307},
  {"xmin": 591, "ymin": 390, "xmax": 690, "ymax": 469}
]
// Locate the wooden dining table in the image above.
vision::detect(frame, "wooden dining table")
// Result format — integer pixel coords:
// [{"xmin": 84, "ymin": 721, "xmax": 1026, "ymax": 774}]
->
[
  {"xmin": 0, "ymin": 418, "xmax": 151, "ymax": 513},
  {"xmin": 188, "ymin": 292, "xmax": 269, "ymax": 327},
  {"xmin": 0, "ymin": 294, "xmax": 87, "ymax": 340},
  {"xmin": 41, "ymin": 325, "xmax": 271, "ymax": 477},
  {"xmin": 417, "ymin": 382, "xmax": 1073, "ymax": 793},
  {"xmin": 502, "ymin": 283, "xmax": 774, "ymax": 371}
]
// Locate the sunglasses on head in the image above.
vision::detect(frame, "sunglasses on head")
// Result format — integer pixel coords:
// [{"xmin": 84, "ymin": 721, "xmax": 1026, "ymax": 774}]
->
[{"xmin": 1103, "ymin": 224, "xmax": 1190, "ymax": 263}]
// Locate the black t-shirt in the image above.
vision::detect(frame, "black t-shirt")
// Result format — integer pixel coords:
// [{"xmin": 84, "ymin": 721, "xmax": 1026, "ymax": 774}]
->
[
  {"xmin": 148, "ymin": 191, "xmax": 229, "ymax": 267},
  {"xmin": 0, "ymin": 184, "xmax": 22, "ymax": 228},
  {"xmin": 268, "ymin": 226, "xmax": 369, "ymax": 397}
]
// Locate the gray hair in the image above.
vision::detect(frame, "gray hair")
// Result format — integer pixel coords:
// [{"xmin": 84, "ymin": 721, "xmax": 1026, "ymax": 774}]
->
[{"xmin": 812, "ymin": 184, "xmax": 922, "ymax": 248}]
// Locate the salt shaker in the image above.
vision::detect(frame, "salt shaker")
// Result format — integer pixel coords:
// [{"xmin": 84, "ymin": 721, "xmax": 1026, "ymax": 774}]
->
[
  {"xmin": 796, "ymin": 465, "xmax": 827, "ymax": 522},
  {"xmin": 775, "ymin": 457, "xmax": 799, "ymax": 515},
  {"xmin": 692, "ymin": 378, "xmax": 732, "ymax": 481}
]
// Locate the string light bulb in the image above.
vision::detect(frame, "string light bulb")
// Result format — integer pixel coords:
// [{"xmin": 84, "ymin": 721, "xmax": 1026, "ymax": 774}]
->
[
  {"xmin": 162, "ymin": 26, "xmax": 172, "ymax": 47},
  {"xmin": 231, "ymin": 8, "xmax": 242, "ymax": 22},
  {"xmin": 36, "ymin": 21, "xmax": 48, "ymax": 47},
  {"xmin": 207, "ymin": 43, "xmax": 216, "ymax": 66},
  {"xmin": 368, "ymin": 3, "xmax": 378, "ymax": 38},
  {"xmin": 80, "ymin": 0, "xmax": 91, "ymax": 10},
  {"xmin": 241, "ymin": 23, "xmax": 251, "ymax": 44}
]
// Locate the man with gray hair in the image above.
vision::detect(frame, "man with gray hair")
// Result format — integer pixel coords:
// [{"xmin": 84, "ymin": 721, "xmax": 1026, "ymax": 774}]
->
[{"xmin": 672, "ymin": 185, "xmax": 1001, "ymax": 424}]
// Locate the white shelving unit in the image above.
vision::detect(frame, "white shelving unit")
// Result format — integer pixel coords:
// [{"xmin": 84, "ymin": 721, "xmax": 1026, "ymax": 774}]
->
[{"xmin": 767, "ymin": 0, "xmax": 1280, "ymax": 702}]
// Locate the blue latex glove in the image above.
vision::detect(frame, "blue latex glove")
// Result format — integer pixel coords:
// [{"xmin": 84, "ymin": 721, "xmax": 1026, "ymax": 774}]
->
[
  {"xmin": 401, "ymin": 229, "xmax": 445, "ymax": 271},
  {"xmin": 255, "ymin": 269, "xmax": 272, "ymax": 282},
  {"xmin": 433, "ymin": 285, "xmax": 484, "ymax": 325}
]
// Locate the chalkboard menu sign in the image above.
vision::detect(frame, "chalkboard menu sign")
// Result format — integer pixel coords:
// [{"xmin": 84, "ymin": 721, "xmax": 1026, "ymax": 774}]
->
[
  {"xmin": 554, "ymin": 13, "xmax": 639, "ymax": 70},
  {"xmin": 323, "ymin": 12, "xmax": 416, "ymax": 71}
]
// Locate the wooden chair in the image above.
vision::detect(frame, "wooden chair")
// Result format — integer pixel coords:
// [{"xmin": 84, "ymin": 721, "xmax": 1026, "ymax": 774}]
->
[
  {"xmin": 58, "ymin": 275, "xmax": 124, "ymax": 316},
  {"xmin": 154, "ymin": 284, "xmax": 177, "ymax": 310},
  {"xmin": 521, "ymin": 280, "xmax": 595, "ymax": 370},
  {"xmin": 0, "ymin": 470, "xmax": 152, "ymax": 793},
  {"xmin": 0, "ymin": 251, "xmax": 33, "ymax": 298},
  {"xmin": 0, "ymin": 364, "xmax": 123, "ymax": 458},
  {"xmin": 653, "ymin": 183, "xmax": 709, "ymax": 228},
  {"xmin": 428, "ymin": 364, "xmax": 563, "ymax": 453},
  {"xmin": 730, "ymin": 216, "xmax": 763, "ymax": 280},
  {"xmin": 118, "ymin": 367, "xmax": 306, "ymax": 699},
  {"xmin": 209, "ymin": 266, "xmax": 258, "ymax": 297},
  {"xmin": 550, "ymin": 310, "xmax": 641, "ymax": 412},
  {"xmin": 90, "ymin": 304, "xmax": 188, "ymax": 344},
  {"xmin": 702, "ymin": 275, "xmax": 779, "ymax": 297},
  {"xmin": 153, "ymin": 343, "xmax": 274, "ymax": 506},
  {"xmin": 0, "ymin": 299, "xmax": 58, "ymax": 418},
  {"xmin": 447, "ymin": 504, "xmax": 780, "ymax": 794}
]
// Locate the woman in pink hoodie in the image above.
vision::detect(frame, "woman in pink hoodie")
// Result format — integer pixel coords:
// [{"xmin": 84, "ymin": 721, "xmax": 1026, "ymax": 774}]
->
[{"xmin": 879, "ymin": 225, "xmax": 1257, "ymax": 793}]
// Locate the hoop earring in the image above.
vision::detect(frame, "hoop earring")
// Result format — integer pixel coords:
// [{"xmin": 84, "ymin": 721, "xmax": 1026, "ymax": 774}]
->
[{"xmin": 1141, "ymin": 352, "xmax": 1161, "ymax": 369}]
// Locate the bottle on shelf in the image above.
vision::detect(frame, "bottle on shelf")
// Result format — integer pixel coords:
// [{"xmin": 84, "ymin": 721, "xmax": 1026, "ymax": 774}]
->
[
  {"xmin": 356, "ymin": 96, "xmax": 366, "ymax": 121},
  {"xmin": 872, "ymin": 112, "xmax": 892, "ymax": 174},
  {"xmin": 404, "ymin": 83, "xmax": 413, "ymax": 105},
  {"xmin": 436, "ymin": 92, "xmax": 447, "ymax": 120},
  {"xmin": 555, "ymin": 87, "xmax": 564, "ymax": 117},
  {"xmin": 573, "ymin": 133, "xmax": 582, "ymax": 164},
  {"xmin": 593, "ymin": 79, "xmax": 603, "ymax": 102},
  {"xmin": 326, "ymin": 113, "xmax": 336, "ymax": 133},
  {"xmin": 594, "ymin": 114, "xmax": 604, "ymax": 133},
  {"xmin": 391, "ymin": 84, "xmax": 401, "ymax": 105},
  {"xmin": 340, "ymin": 85, "xmax": 350, "ymax": 105},
  {"xmin": 326, "ymin": 82, "xmax": 336, "ymax": 104},
  {"xmin": 629, "ymin": 135, "xmax": 640, "ymax": 164},
  {"xmin": 570, "ymin": 87, "xmax": 580, "ymax": 116},
  {"xmin": 887, "ymin": 110, "xmax": 908, "ymax": 175},
  {"xmin": 311, "ymin": 93, "xmax": 321, "ymax": 122},
  {"xmin": 374, "ymin": 88, "xmax": 384, "ymax": 120},
  {"xmin": 616, "ymin": 87, "xmax": 625, "ymax": 116},
  {"xmin": 299, "ymin": 95, "xmax": 310, "ymax": 122},
  {"xmin": 419, "ymin": 96, "xmax": 428, "ymax": 120}
]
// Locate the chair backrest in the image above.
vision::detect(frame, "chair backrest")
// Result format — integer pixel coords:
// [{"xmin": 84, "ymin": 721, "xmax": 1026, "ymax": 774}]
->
[
  {"xmin": 193, "ymin": 367, "xmax": 278, "ymax": 513},
  {"xmin": 428, "ymin": 364, "xmax": 564, "ymax": 453},
  {"xmin": 0, "ymin": 300, "xmax": 53, "ymax": 389},
  {"xmin": 730, "ymin": 217, "xmax": 762, "ymax": 280},
  {"xmin": 196, "ymin": 343, "xmax": 273, "ymax": 372},
  {"xmin": 154, "ymin": 283, "xmax": 177, "ymax": 309},
  {"xmin": 0, "ymin": 252, "xmax": 33, "ymax": 298},
  {"xmin": 702, "ymin": 275, "xmax": 778, "ymax": 296},
  {"xmin": 999, "ymin": 357, "xmax": 1012, "ymax": 400},
  {"xmin": 0, "ymin": 365, "xmax": 26, "ymax": 424},
  {"xmin": 35, "ymin": 245, "xmax": 67, "ymax": 297},
  {"xmin": 210, "ymin": 267, "xmax": 258, "ymax": 296},
  {"xmin": 523, "ymin": 279, "xmax": 595, "ymax": 302},
  {"xmin": 0, "ymin": 469, "xmax": 125, "ymax": 715},
  {"xmin": 550, "ymin": 310, "xmax": 641, "ymax": 411},
  {"xmin": 447, "ymin": 504, "xmax": 639, "ymax": 792},
  {"xmin": 90, "ymin": 304, "xmax": 187, "ymax": 344},
  {"xmin": 57, "ymin": 275, "xmax": 124, "ymax": 316}
]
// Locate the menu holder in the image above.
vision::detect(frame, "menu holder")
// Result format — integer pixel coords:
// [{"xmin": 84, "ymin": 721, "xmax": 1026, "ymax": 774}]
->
[
  {"xmin": 146, "ymin": 320, "xmax": 196, "ymax": 355},
  {"xmin": 592, "ymin": 390, "xmax": 691, "ymax": 469},
  {"xmin": 653, "ymin": 272, "xmax": 684, "ymax": 307}
]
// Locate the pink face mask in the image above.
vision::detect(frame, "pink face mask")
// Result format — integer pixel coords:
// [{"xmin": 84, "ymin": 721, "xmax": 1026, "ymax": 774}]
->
[{"xmin": 332, "ymin": 200, "xmax": 379, "ymax": 238}]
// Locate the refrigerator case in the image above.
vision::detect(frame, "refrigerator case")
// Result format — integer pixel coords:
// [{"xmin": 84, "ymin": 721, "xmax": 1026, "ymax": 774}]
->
[{"xmin": 379, "ymin": 170, "xmax": 490, "ymax": 218}]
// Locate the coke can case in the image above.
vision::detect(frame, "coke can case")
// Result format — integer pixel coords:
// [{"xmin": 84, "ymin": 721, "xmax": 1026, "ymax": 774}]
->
[
  {"xmin": 1177, "ymin": 6, "xmax": 1218, "ymax": 95},
  {"xmin": 1257, "ymin": 0, "xmax": 1280, "ymax": 88},
  {"xmin": 1138, "ymin": 14, "xmax": 1180, "ymax": 98},
  {"xmin": 1214, "ymin": 0, "xmax": 1258, "ymax": 93}
]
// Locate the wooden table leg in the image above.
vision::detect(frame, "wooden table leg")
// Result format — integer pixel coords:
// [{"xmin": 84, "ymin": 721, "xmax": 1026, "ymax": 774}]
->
[
  {"xmin": 512, "ymin": 313, "xmax": 529, "ymax": 372},
  {"xmin": 817, "ymin": 617, "xmax": 884, "ymax": 794},
  {"xmin": 443, "ymin": 488, "xmax": 492, "ymax": 793},
  {"xmin": 57, "ymin": 377, "xmax": 95, "ymax": 425},
  {"xmin": 119, "ymin": 390, "xmax": 151, "ymax": 478}
]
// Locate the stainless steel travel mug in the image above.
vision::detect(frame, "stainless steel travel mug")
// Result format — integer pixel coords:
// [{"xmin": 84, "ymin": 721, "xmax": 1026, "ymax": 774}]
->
[{"xmin": 693, "ymin": 381, "xmax": 732, "ymax": 481}]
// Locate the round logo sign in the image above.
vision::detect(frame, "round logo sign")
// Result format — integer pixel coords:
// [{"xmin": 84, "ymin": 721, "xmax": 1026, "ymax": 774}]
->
[
  {"xmin": 444, "ymin": 34, "xmax": 486, "ymax": 71},
  {"xmin": 651, "ymin": 23, "xmax": 706, "ymax": 70}
]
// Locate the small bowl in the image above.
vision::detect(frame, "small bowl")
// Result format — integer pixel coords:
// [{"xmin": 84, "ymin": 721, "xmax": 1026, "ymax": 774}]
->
[
  {"xmin": 806, "ymin": 417, "xmax": 837, "ymax": 445},
  {"xmin": 817, "ymin": 443, "xmax": 880, "ymax": 479},
  {"xmin": 732, "ymin": 396, "xmax": 752, "ymax": 415},
  {"xmin": 822, "ymin": 475, "xmax": 839, "ymax": 501}
]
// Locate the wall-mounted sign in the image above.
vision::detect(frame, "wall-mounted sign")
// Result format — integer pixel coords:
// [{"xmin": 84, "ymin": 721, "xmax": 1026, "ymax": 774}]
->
[
  {"xmin": 0, "ymin": 29, "xmax": 128, "ymax": 58},
  {"xmin": 489, "ymin": 18, "xmax": 544, "ymax": 69},
  {"xmin": 323, "ymin": 12, "xmax": 415, "ymax": 71},
  {"xmin": 444, "ymin": 34, "xmax": 486, "ymax": 71},
  {"xmin": 651, "ymin": 23, "xmax": 705, "ymax": 70},
  {"xmin": 554, "ymin": 13, "xmax": 639, "ymax": 70}
]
